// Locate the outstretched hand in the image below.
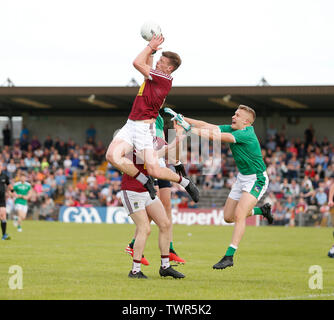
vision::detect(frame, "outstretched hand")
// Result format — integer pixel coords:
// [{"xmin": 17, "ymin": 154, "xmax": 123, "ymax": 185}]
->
[{"xmin": 148, "ymin": 34, "xmax": 164, "ymax": 51}]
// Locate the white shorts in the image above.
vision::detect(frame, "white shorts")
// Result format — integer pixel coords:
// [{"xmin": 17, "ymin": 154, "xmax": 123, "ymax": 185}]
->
[
  {"xmin": 228, "ymin": 171, "xmax": 269, "ymax": 201},
  {"xmin": 15, "ymin": 203, "xmax": 28, "ymax": 214},
  {"xmin": 114, "ymin": 119, "xmax": 156, "ymax": 151},
  {"xmin": 120, "ymin": 190, "xmax": 158, "ymax": 215}
]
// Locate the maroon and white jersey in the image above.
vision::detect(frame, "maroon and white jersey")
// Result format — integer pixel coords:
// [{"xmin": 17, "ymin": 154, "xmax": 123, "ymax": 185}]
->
[
  {"xmin": 128, "ymin": 69, "xmax": 173, "ymax": 121},
  {"xmin": 121, "ymin": 137, "xmax": 167, "ymax": 192}
]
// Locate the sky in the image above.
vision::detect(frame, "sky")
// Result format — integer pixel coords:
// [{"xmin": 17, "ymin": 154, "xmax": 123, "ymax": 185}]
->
[{"xmin": 0, "ymin": 0, "xmax": 333, "ymax": 87}]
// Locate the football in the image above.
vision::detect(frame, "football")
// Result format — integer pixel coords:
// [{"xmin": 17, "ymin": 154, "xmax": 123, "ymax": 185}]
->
[{"xmin": 140, "ymin": 21, "xmax": 162, "ymax": 41}]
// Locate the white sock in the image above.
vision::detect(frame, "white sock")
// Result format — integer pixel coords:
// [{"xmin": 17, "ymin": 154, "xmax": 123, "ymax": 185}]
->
[
  {"xmin": 132, "ymin": 260, "xmax": 141, "ymax": 274},
  {"xmin": 179, "ymin": 177, "xmax": 190, "ymax": 188},
  {"xmin": 161, "ymin": 256, "xmax": 170, "ymax": 269},
  {"xmin": 135, "ymin": 172, "xmax": 148, "ymax": 185}
]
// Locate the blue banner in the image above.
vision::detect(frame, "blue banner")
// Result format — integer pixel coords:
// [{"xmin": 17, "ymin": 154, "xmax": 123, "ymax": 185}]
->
[{"xmin": 59, "ymin": 206, "xmax": 134, "ymax": 224}]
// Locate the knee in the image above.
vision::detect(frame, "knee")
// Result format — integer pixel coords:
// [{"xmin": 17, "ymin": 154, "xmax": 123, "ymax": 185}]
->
[
  {"xmin": 224, "ymin": 215, "xmax": 235, "ymax": 223},
  {"xmin": 146, "ymin": 165, "xmax": 159, "ymax": 177},
  {"xmin": 159, "ymin": 218, "xmax": 171, "ymax": 233}
]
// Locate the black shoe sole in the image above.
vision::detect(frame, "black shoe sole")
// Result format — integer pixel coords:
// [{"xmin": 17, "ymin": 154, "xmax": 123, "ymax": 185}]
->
[{"xmin": 213, "ymin": 263, "xmax": 233, "ymax": 270}]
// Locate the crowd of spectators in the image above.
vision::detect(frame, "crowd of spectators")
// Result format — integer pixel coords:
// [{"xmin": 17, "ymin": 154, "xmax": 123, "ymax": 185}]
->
[{"xmin": 1, "ymin": 122, "xmax": 334, "ymax": 227}]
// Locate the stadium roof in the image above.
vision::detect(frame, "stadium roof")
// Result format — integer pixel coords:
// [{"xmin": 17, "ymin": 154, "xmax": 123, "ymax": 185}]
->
[{"xmin": 0, "ymin": 85, "xmax": 333, "ymax": 118}]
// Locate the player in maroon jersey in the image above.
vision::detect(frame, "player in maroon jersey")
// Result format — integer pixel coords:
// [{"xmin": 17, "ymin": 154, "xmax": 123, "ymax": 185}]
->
[
  {"xmin": 121, "ymin": 150, "xmax": 185, "ymax": 279},
  {"xmin": 106, "ymin": 34, "xmax": 199, "ymax": 203}
]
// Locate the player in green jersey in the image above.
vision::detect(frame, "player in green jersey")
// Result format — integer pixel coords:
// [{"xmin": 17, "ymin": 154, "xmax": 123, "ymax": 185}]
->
[
  {"xmin": 13, "ymin": 173, "xmax": 32, "ymax": 232},
  {"xmin": 167, "ymin": 105, "xmax": 273, "ymax": 270}
]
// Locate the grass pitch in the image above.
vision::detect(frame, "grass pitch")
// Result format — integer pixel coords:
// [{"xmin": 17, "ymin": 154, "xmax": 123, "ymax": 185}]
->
[{"xmin": 0, "ymin": 221, "xmax": 333, "ymax": 300}]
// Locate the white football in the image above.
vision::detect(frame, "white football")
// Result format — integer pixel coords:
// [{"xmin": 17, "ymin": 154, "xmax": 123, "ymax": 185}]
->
[{"xmin": 140, "ymin": 21, "xmax": 162, "ymax": 41}]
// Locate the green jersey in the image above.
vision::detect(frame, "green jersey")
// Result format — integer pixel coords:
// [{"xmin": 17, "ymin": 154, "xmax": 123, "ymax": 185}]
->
[
  {"xmin": 218, "ymin": 125, "xmax": 266, "ymax": 175},
  {"xmin": 14, "ymin": 181, "xmax": 31, "ymax": 205},
  {"xmin": 155, "ymin": 114, "xmax": 164, "ymax": 139}
]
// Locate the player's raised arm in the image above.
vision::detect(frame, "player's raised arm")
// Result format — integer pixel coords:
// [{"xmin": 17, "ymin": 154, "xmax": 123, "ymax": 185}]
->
[
  {"xmin": 183, "ymin": 116, "xmax": 220, "ymax": 131},
  {"xmin": 190, "ymin": 126, "xmax": 236, "ymax": 143},
  {"xmin": 133, "ymin": 34, "xmax": 164, "ymax": 78}
]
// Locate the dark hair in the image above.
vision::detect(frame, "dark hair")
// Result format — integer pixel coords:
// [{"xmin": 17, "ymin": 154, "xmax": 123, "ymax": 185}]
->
[{"xmin": 162, "ymin": 51, "xmax": 182, "ymax": 72}]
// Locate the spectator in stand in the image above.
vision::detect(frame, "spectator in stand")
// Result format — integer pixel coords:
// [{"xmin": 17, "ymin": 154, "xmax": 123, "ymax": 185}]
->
[
  {"xmin": 107, "ymin": 192, "xmax": 121, "ymax": 207},
  {"xmin": 63, "ymin": 155, "xmax": 72, "ymax": 175},
  {"xmin": 203, "ymin": 175, "xmax": 213, "ymax": 190},
  {"xmin": 95, "ymin": 170, "xmax": 106, "ymax": 186},
  {"xmin": 55, "ymin": 168, "xmax": 67, "ymax": 195},
  {"xmin": 41, "ymin": 157, "xmax": 50, "ymax": 171},
  {"xmin": 86, "ymin": 124, "xmax": 97, "ymax": 143},
  {"xmin": 34, "ymin": 146, "xmax": 44, "ymax": 160},
  {"xmin": 65, "ymin": 185, "xmax": 78, "ymax": 202},
  {"xmin": 56, "ymin": 140, "xmax": 68, "ymax": 156},
  {"xmin": 272, "ymin": 201, "xmax": 288, "ymax": 226},
  {"xmin": 24, "ymin": 152, "xmax": 34, "ymax": 171},
  {"xmin": 87, "ymin": 183, "xmax": 100, "ymax": 201},
  {"xmin": 86, "ymin": 171, "xmax": 96, "ymax": 187},
  {"xmin": 312, "ymin": 174, "xmax": 321, "ymax": 190},
  {"xmin": 225, "ymin": 171, "xmax": 236, "ymax": 189},
  {"xmin": 287, "ymin": 154, "xmax": 300, "ymax": 180},
  {"xmin": 178, "ymin": 196, "xmax": 189, "ymax": 209},
  {"xmin": 12, "ymin": 144, "xmax": 22, "ymax": 161},
  {"xmin": 94, "ymin": 140, "xmax": 106, "ymax": 162},
  {"xmin": 79, "ymin": 191, "xmax": 88, "ymax": 206},
  {"xmin": 171, "ymin": 193, "xmax": 181, "ymax": 208},
  {"xmin": 19, "ymin": 159, "xmax": 28, "ymax": 172},
  {"xmin": 76, "ymin": 177, "xmax": 88, "ymax": 192},
  {"xmin": 304, "ymin": 164, "xmax": 315, "ymax": 178},
  {"xmin": 44, "ymin": 135, "xmax": 53, "ymax": 150},
  {"xmin": 301, "ymin": 176, "xmax": 314, "ymax": 205},
  {"xmin": 315, "ymin": 185, "xmax": 327, "ymax": 207},
  {"xmin": 269, "ymin": 176, "xmax": 282, "ymax": 196},
  {"xmin": 2, "ymin": 124, "xmax": 11, "ymax": 146},
  {"xmin": 6, "ymin": 158, "xmax": 16, "ymax": 178},
  {"xmin": 212, "ymin": 173, "xmax": 224, "ymax": 189},
  {"xmin": 290, "ymin": 179, "xmax": 300, "ymax": 199},
  {"xmin": 39, "ymin": 194, "xmax": 56, "ymax": 220},
  {"xmin": 32, "ymin": 156, "xmax": 41, "ymax": 172},
  {"xmin": 315, "ymin": 164, "xmax": 325, "ymax": 180},
  {"xmin": 325, "ymin": 163, "xmax": 334, "ymax": 178},
  {"xmin": 20, "ymin": 134, "xmax": 29, "ymax": 152},
  {"xmin": 30, "ymin": 135, "xmax": 41, "ymax": 151},
  {"xmin": 188, "ymin": 200, "xmax": 198, "ymax": 209},
  {"xmin": 280, "ymin": 177, "xmax": 292, "ymax": 198},
  {"xmin": 71, "ymin": 153, "xmax": 81, "ymax": 172},
  {"xmin": 265, "ymin": 136, "xmax": 276, "ymax": 152},
  {"xmin": 304, "ymin": 124, "xmax": 314, "ymax": 149}
]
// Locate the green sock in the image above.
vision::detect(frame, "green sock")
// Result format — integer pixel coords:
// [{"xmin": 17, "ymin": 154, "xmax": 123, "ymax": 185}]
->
[
  {"xmin": 252, "ymin": 207, "xmax": 263, "ymax": 215},
  {"xmin": 225, "ymin": 245, "xmax": 237, "ymax": 257},
  {"xmin": 129, "ymin": 238, "xmax": 135, "ymax": 248},
  {"xmin": 170, "ymin": 242, "xmax": 174, "ymax": 251}
]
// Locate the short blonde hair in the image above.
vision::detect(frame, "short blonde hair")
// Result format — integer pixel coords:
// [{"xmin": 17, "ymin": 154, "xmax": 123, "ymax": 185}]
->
[{"xmin": 238, "ymin": 105, "xmax": 256, "ymax": 124}]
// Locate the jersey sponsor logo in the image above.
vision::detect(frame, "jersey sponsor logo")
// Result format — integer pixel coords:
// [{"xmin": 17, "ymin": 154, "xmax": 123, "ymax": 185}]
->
[
  {"xmin": 254, "ymin": 185, "xmax": 261, "ymax": 193},
  {"xmin": 137, "ymin": 81, "xmax": 146, "ymax": 96}
]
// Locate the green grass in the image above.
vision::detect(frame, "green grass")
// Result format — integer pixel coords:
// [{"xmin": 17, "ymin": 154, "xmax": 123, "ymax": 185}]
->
[{"xmin": 0, "ymin": 221, "xmax": 333, "ymax": 300}]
